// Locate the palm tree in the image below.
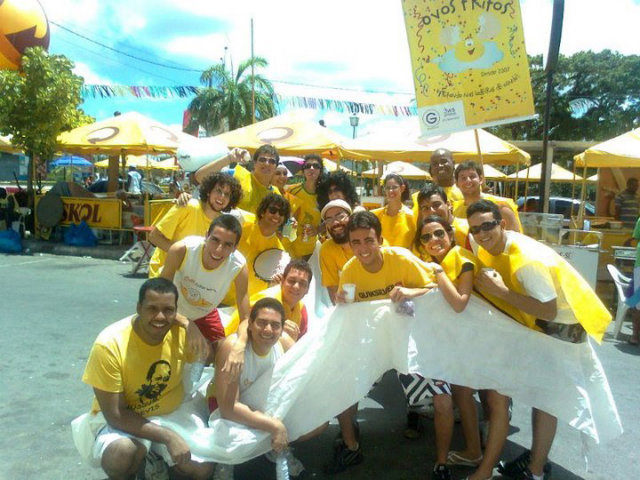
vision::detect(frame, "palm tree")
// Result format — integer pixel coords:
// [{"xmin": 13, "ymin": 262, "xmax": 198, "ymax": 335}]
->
[{"xmin": 188, "ymin": 56, "xmax": 277, "ymax": 135}]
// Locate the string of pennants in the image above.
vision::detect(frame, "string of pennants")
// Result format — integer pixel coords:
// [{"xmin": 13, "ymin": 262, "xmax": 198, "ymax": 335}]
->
[{"xmin": 81, "ymin": 85, "xmax": 418, "ymax": 117}]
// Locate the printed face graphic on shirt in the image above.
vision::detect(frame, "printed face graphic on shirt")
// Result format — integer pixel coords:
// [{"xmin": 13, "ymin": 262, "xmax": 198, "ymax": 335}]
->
[{"xmin": 136, "ymin": 360, "xmax": 171, "ymax": 404}]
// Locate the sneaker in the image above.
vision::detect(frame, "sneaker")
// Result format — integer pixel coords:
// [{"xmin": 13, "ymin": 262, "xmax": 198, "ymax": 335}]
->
[
  {"xmin": 213, "ymin": 463, "xmax": 234, "ymax": 480},
  {"xmin": 403, "ymin": 411, "xmax": 423, "ymax": 439},
  {"xmin": 324, "ymin": 442, "xmax": 363, "ymax": 474},
  {"xmin": 497, "ymin": 450, "xmax": 551, "ymax": 479},
  {"xmin": 265, "ymin": 448, "xmax": 305, "ymax": 477},
  {"xmin": 143, "ymin": 451, "xmax": 169, "ymax": 480},
  {"xmin": 431, "ymin": 464, "xmax": 452, "ymax": 480}
]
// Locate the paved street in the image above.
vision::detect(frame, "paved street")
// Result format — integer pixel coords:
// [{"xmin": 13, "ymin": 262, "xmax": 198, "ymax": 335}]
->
[{"xmin": 0, "ymin": 253, "xmax": 638, "ymax": 480}]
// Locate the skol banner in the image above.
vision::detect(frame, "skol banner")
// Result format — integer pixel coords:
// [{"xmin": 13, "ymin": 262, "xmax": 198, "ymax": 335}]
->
[{"xmin": 402, "ymin": 0, "xmax": 535, "ymax": 136}]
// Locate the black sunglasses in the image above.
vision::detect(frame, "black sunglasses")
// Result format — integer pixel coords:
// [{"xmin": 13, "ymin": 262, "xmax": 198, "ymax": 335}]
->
[
  {"xmin": 303, "ymin": 163, "xmax": 321, "ymax": 170},
  {"xmin": 420, "ymin": 229, "xmax": 447, "ymax": 243},
  {"xmin": 267, "ymin": 206, "xmax": 285, "ymax": 216},
  {"xmin": 257, "ymin": 156, "xmax": 278, "ymax": 165},
  {"xmin": 469, "ymin": 220, "xmax": 499, "ymax": 235}
]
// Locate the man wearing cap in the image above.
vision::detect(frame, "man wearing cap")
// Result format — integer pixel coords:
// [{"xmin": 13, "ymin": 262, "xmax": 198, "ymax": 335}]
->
[
  {"xmin": 412, "ymin": 148, "xmax": 464, "ymax": 219},
  {"xmin": 318, "ymin": 199, "xmax": 354, "ymax": 304}
]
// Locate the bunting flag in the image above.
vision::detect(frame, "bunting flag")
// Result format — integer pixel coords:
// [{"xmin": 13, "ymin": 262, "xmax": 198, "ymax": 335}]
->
[{"xmin": 81, "ymin": 85, "xmax": 418, "ymax": 117}]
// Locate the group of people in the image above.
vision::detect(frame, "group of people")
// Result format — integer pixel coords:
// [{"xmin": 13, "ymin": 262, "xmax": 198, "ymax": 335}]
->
[{"xmin": 73, "ymin": 146, "xmax": 611, "ymax": 480}]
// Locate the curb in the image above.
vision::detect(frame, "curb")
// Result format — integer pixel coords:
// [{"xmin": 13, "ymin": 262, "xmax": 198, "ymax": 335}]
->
[{"xmin": 22, "ymin": 238, "xmax": 130, "ymax": 261}]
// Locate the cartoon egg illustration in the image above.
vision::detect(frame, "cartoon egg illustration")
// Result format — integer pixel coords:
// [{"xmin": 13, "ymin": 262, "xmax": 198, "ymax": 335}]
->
[{"xmin": 0, "ymin": 0, "xmax": 50, "ymax": 71}]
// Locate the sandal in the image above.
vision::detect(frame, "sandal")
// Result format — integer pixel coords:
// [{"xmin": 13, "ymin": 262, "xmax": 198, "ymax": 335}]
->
[{"xmin": 446, "ymin": 450, "xmax": 483, "ymax": 467}]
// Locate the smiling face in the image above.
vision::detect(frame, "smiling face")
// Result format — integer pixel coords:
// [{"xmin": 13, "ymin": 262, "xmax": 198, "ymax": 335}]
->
[
  {"xmin": 348, "ymin": 227, "xmax": 383, "ymax": 272},
  {"xmin": 249, "ymin": 307, "xmax": 283, "ymax": 354},
  {"xmin": 430, "ymin": 150, "xmax": 455, "ymax": 186},
  {"xmin": 456, "ymin": 168, "xmax": 483, "ymax": 197},
  {"xmin": 134, "ymin": 289, "xmax": 178, "ymax": 345},
  {"xmin": 258, "ymin": 203, "xmax": 286, "ymax": 235},
  {"xmin": 203, "ymin": 226, "xmax": 238, "ymax": 269},
  {"xmin": 207, "ymin": 183, "xmax": 232, "ymax": 212},
  {"xmin": 302, "ymin": 159, "xmax": 322, "ymax": 184},
  {"xmin": 254, "ymin": 152, "xmax": 278, "ymax": 183},
  {"xmin": 323, "ymin": 206, "xmax": 350, "ymax": 244},
  {"xmin": 419, "ymin": 221, "xmax": 453, "ymax": 261},
  {"xmin": 419, "ymin": 193, "xmax": 452, "ymax": 223},
  {"xmin": 467, "ymin": 210, "xmax": 506, "ymax": 255},
  {"xmin": 281, "ymin": 268, "xmax": 311, "ymax": 306},
  {"xmin": 272, "ymin": 166, "xmax": 289, "ymax": 190},
  {"xmin": 383, "ymin": 178, "xmax": 404, "ymax": 203}
]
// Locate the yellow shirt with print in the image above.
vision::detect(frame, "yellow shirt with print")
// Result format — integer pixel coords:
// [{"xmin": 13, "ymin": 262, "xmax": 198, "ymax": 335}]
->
[
  {"xmin": 372, "ymin": 205, "xmax": 416, "ymax": 249},
  {"xmin": 319, "ymin": 238, "xmax": 354, "ymax": 287},
  {"xmin": 411, "ymin": 185, "xmax": 464, "ymax": 220},
  {"xmin": 83, "ymin": 316, "xmax": 192, "ymax": 417},
  {"xmin": 234, "ymin": 164, "xmax": 280, "ymax": 214},
  {"xmin": 285, "ymin": 183, "xmax": 321, "ymax": 258},
  {"xmin": 149, "ymin": 199, "xmax": 212, "ymax": 278},
  {"xmin": 339, "ymin": 246, "xmax": 435, "ymax": 302}
]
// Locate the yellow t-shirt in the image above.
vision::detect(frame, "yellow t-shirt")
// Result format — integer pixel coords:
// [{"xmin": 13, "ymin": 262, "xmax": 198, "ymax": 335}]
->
[
  {"xmin": 82, "ymin": 316, "xmax": 191, "ymax": 417},
  {"xmin": 226, "ymin": 285, "xmax": 306, "ymax": 336},
  {"xmin": 285, "ymin": 183, "xmax": 321, "ymax": 258},
  {"xmin": 339, "ymin": 246, "xmax": 435, "ymax": 302},
  {"xmin": 237, "ymin": 222, "xmax": 288, "ymax": 297},
  {"xmin": 149, "ymin": 199, "xmax": 212, "ymax": 278},
  {"xmin": 234, "ymin": 164, "xmax": 279, "ymax": 214},
  {"xmin": 440, "ymin": 246, "xmax": 479, "ymax": 287},
  {"xmin": 411, "ymin": 184, "xmax": 464, "ymax": 220},
  {"xmin": 319, "ymin": 238, "xmax": 354, "ymax": 287},
  {"xmin": 372, "ymin": 205, "xmax": 416, "ymax": 249}
]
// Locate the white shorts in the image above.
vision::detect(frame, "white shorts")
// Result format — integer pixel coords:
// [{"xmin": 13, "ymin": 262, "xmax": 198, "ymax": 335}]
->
[{"xmin": 93, "ymin": 423, "xmax": 175, "ymax": 467}]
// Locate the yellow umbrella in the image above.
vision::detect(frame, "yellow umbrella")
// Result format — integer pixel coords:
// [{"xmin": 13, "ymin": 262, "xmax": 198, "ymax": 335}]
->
[
  {"xmin": 575, "ymin": 127, "xmax": 640, "ymax": 167},
  {"xmin": 482, "ymin": 164, "xmax": 506, "ymax": 180},
  {"xmin": 339, "ymin": 127, "xmax": 530, "ymax": 166},
  {"xmin": 211, "ymin": 110, "xmax": 347, "ymax": 158},
  {"xmin": 57, "ymin": 111, "xmax": 196, "ymax": 155},
  {"xmin": 323, "ymin": 158, "xmax": 352, "ymax": 173},
  {"xmin": 362, "ymin": 161, "xmax": 431, "ymax": 180},
  {"xmin": 587, "ymin": 173, "xmax": 598, "ymax": 183},
  {"xmin": 507, "ymin": 162, "xmax": 585, "ymax": 182},
  {"xmin": 94, "ymin": 155, "xmax": 178, "ymax": 170}
]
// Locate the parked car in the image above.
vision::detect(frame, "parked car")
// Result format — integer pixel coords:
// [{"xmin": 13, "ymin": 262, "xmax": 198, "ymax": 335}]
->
[{"xmin": 516, "ymin": 196, "xmax": 595, "ymax": 218}]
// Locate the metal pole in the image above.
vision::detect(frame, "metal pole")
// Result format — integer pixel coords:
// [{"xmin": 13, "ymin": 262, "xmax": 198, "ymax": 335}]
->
[{"xmin": 251, "ymin": 18, "xmax": 255, "ymax": 124}]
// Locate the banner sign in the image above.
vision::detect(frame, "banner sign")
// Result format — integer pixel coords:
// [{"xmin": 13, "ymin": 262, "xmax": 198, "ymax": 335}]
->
[
  {"xmin": 60, "ymin": 197, "xmax": 122, "ymax": 229},
  {"xmin": 402, "ymin": 0, "xmax": 535, "ymax": 136}
]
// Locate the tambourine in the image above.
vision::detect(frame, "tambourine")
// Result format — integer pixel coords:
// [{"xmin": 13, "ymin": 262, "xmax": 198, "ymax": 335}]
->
[{"xmin": 253, "ymin": 248, "xmax": 291, "ymax": 282}]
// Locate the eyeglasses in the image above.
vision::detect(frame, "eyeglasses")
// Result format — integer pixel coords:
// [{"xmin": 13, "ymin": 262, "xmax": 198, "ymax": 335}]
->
[
  {"xmin": 267, "ymin": 206, "xmax": 285, "ymax": 216},
  {"xmin": 420, "ymin": 229, "xmax": 447, "ymax": 243},
  {"xmin": 303, "ymin": 163, "xmax": 321, "ymax": 170},
  {"xmin": 324, "ymin": 211, "xmax": 349, "ymax": 225},
  {"xmin": 469, "ymin": 220, "xmax": 499, "ymax": 235},
  {"xmin": 212, "ymin": 187, "xmax": 231, "ymax": 198},
  {"xmin": 384, "ymin": 185, "xmax": 400, "ymax": 192},
  {"xmin": 257, "ymin": 156, "xmax": 278, "ymax": 165}
]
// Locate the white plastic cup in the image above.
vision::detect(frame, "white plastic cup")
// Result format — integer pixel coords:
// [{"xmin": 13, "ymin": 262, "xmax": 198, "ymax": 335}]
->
[{"xmin": 342, "ymin": 283, "xmax": 356, "ymax": 303}]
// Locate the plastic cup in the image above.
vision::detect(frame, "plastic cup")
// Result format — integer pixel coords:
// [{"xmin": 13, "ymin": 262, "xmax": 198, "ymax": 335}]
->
[{"xmin": 342, "ymin": 283, "xmax": 356, "ymax": 303}]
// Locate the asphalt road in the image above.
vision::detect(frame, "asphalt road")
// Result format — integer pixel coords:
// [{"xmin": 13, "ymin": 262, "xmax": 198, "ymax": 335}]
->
[{"xmin": 0, "ymin": 253, "xmax": 638, "ymax": 480}]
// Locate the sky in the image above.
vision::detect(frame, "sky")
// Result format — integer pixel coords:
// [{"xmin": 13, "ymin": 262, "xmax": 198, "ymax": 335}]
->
[{"xmin": 34, "ymin": 0, "xmax": 640, "ymax": 138}]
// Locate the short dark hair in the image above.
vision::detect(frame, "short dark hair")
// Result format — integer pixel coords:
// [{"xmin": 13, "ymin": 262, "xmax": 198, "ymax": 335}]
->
[
  {"xmin": 454, "ymin": 160, "xmax": 483, "ymax": 181},
  {"xmin": 207, "ymin": 214, "xmax": 243, "ymax": 245},
  {"xmin": 199, "ymin": 172, "xmax": 242, "ymax": 211},
  {"xmin": 466, "ymin": 199, "xmax": 502, "ymax": 222},
  {"xmin": 257, "ymin": 193, "xmax": 291, "ymax": 220},
  {"xmin": 384, "ymin": 173, "xmax": 411, "ymax": 202},
  {"xmin": 283, "ymin": 259, "xmax": 313, "ymax": 283},
  {"xmin": 316, "ymin": 171, "xmax": 360, "ymax": 210},
  {"xmin": 138, "ymin": 278, "xmax": 178, "ymax": 305},
  {"xmin": 347, "ymin": 210, "xmax": 382, "ymax": 239},
  {"xmin": 417, "ymin": 184, "xmax": 448, "ymax": 206},
  {"xmin": 250, "ymin": 297, "xmax": 285, "ymax": 326},
  {"xmin": 414, "ymin": 214, "xmax": 454, "ymax": 253},
  {"xmin": 253, "ymin": 144, "xmax": 280, "ymax": 164}
]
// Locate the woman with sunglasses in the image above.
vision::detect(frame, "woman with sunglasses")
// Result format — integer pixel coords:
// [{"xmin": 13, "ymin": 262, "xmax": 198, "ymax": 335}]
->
[
  {"xmin": 411, "ymin": 214, "xmax": 479, "ymax": 480},
  {"xmin": 371, "ymin": 173, "xmax": 416, "ymax": 249},
  {"xmin": 285, "ymin": 154, "xmax": 326, "ymax": 259}
]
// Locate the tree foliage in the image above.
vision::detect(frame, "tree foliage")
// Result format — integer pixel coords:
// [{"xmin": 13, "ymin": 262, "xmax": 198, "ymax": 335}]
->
[
  {"xmin": 490, "ymin": 50, "xmax": 640, "ymax": 142},
  {"xmin": 188, "ymin": 56, "xmax": 276, "ymax": 135},
  {"xmin": 0, "ymin": 47, "xmax": 93, "ymax": 193}
]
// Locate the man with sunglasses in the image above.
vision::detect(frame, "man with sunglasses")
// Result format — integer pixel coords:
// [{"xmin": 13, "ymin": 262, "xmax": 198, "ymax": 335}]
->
[
  {"xmin": 467, "ymin": 200, "xmax": 611, "ymax": 480},
  {"xmin": 194, "ymin": 144, "xmax": 281, "ymax": 214},
  {"xmin": 318, "ymin": 199, "xmax": 354, "ymax": 304}
]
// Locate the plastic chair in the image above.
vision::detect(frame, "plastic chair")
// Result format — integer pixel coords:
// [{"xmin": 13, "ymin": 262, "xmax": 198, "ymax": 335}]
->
[
  {"xmin": 12, "ymin": 207, "xmax": 31, "ymax": 238},
  {"xmin": 119, "ymin": 226, "xmax": 154, "ymax": 274},
  {"xmin": 606, "ymin": 264, "xmax": 632, "ymax": 339}
]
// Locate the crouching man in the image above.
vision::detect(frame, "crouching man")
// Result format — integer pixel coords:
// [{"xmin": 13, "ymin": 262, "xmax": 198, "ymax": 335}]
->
[{"xmin": 73, "ymin": 278, "xmax": 214, "ymax": 480}]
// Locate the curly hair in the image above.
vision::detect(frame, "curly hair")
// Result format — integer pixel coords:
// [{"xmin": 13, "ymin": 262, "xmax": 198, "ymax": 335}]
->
[
  {"xmin": 257, "ymin": 192, "xmax": 291, "ymax": 220},
  {"xmin": 199, "ymin": 172, "xmax": 242, "ymax": 211},
  {"xmin": 316, "ymin": 171, "xmax": 360, "ymax": 211}
]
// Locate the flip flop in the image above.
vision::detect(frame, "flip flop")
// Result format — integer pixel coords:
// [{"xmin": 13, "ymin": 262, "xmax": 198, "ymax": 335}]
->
[{"xmin": 447, "ymin": 450, "xmax": 483, "ymax": 467}]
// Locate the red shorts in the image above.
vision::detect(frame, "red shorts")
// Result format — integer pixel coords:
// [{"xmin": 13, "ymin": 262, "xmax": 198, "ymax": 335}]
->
[
  {"xmin": 194, "ymin": 308, "xmax": 225, "ymax": 343},
  {"xmin": 208, "ymin": 396, "xmax": 219, "ymax": 412}
]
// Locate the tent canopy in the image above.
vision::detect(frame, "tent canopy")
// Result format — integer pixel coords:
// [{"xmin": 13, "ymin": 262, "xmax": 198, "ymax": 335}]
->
[
  {"xmin": 507, "ymin": 162, "xmax": 585, "ymax": 182},
  {"xmin": 575, "ymin": 127, "xmax": 640, "ymax": 168},
  {"xmin": 339, "ymin": 127, "xmax": 530, "ymax": 166},
  {"xmin": 57, "ymin": 111, "xmax": 196, "ymax": 155},
  {"xmin": 211, "ymin": 110, "xmax": 346, "ymax": 158},
  {"xmin": 94, "ymin": 155, "xmax": 178, "ymax": 170},
  {"xmin": 362, "ymin": 161, "xmax": 431, "ymax": 180},
  {"xmin": 482, "ymin": 164, "xmax": 506, "ymax": 180}
]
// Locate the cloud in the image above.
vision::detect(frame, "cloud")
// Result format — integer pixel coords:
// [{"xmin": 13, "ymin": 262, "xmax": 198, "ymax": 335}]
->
[{"xmin": 72, "ymin": 61, "xmax": 113, "ymax": 84}]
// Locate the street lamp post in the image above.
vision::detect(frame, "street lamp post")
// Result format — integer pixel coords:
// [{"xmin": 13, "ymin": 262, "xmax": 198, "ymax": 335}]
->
[{"xmin": 349, "ymin": 115, "xmax": 359, "ymax": 139}]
